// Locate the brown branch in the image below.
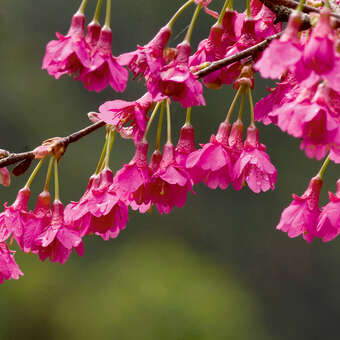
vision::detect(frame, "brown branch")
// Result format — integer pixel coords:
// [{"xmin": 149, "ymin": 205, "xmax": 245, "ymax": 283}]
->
[
  {"xmin": 195, "ymin": 32, "xmax": 282, "ymax": 79},
  {"xmin": 0, "ymin": 121, "xmax": 105, "ymax": 168},
  {"xmin": 260, "ymin": 0, "xmax": 340, "ymax": 22}
]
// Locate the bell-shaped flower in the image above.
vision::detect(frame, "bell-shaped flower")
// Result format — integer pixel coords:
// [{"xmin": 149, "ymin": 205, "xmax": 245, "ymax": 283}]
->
[
  {"xmin": 316, "ymin": 179, "xmax": 340, "ymax": 242},
  {"xmin": 118, "ymin": 25, "xmax": 172, "ymax": 80},
  {"xmin": 233, "ymin": 125, "xmax": 277, "ymax": 193},
  {"xmin": 35, "ymin": 200, "xmax": 83, "ymax": 264},
  {"xmin": 255, "ymin": 11, "xmax": 303, "ymax": 79},
  {"xmin": 277, "ymin": 176, "xmax": 323, "ymax": 243},
  {"xmin": 148, "ymin": 41, "xmax": 205, "ymax": 108},
  {"xmin": 273, "ymin": 82, "xmax": 340, "ymax": 161},
  {"xmin": 20, "ymin": 191, "xmax": 52, "ymax": 253},
  {"xmin": 0, "ymin": 187, "xmax": 31, "ymax": 243},
  {"xmin": 79, "ymin": 27, "xmax": 128, "ymax": 92},
  {"xmin": 150, "ymin": 143, "xmax": 193, "ymax": 214},
  {"xmin": 98, "ymin": 92, "xmax": 153, "ymax": 142},
  {"xmin": 42, "ymin": 12, "xmax": 90, "ymax": 79},
  {"xmin": 254, "ymin": 72, "xmax": 300, "ymax": 125},
  {"xmin": 65, "ymin": 168, "xmax": 128, "ymax": 241},
  {"xmin": 113, "ymin": 140, "xmax": 152, "ymax": 213},
  {"xmin": 186, "ymin": 122, "xmax": 233, "ymax": 189},
  {"xmin": 297, "ymin": 8, "xmax": 340, "ymax": 91}
]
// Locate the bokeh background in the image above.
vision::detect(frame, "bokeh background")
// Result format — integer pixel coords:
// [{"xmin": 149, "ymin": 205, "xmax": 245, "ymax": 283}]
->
[{"xmin": 1, "ymin": 1, "xmax": 340, "ymax": 339}]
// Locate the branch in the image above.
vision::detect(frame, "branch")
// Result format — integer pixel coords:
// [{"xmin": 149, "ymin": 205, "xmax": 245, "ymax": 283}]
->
[
  {"xmin": 0, "ymin": 121, "xmax": 105, "ymax": 168},
  {"xmin": 260, "ymin": 0, "xmax": 340, "ymax": 22},
  {"xmin": 195, "ymin": 32, "xmax": 282, "ymax": 79}
]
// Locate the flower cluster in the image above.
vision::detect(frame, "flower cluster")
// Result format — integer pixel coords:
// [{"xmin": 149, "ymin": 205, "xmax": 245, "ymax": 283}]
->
[
  {"xmin": 2, "ymin": 0, "xmax": 340, "ymax": 284},
  {"xmin": 42, "ymin": 11, "xmax": 128, "ymax": 92}
]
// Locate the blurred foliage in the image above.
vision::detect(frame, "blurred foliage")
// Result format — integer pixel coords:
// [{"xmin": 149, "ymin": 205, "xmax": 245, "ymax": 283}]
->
[
  {"xmin": 0, "ymin": 236, "xmax": 268, "ymax": 339},
  {"xmin": 1, "ymin": 1, "xmax": 340, "ymax": 340}
]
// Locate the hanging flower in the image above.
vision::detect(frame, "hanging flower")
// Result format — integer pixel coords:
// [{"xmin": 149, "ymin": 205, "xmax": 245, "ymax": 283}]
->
[{"xmin": 277, "ymin": 176, "xmax": 323, "ymax": 243}]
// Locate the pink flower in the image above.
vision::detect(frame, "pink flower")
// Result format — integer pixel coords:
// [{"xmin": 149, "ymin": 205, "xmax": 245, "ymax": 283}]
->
[
  {"xmin": 113, "ymin": 140, "xmax": 152, "ymax": 213},
  {"xmin": 252, "ymin": 1, "xmax": 282, "ymax": 40},
  {"xmin": 297, "ymin": 8, "xmax": 340, "ymax": 91},
  {"xmin": 316, "ymin": 179, "xmax": 340, "ymax": 242},
  {"xmin": 0, "ymin": 187, "xmax": 31, "ymax": 243},
  {"xmin": 255, "ymin": 11, "xmax": 302, "ymax": 79},
  {"xmin": 254, "ymin": 72, "xmax": 300, "ymax": 125},
  {"xmin": 150, "ymin": 143, "xmax": 193, "ymax": 214},
  {"xmin": 222, "ymin": 18, "xmax": 261, "ymax": 85},
  {"xmin": 221, "ymin": 10, "xmax": 238, "ymax": 47},
  {"xmin": 65, "ymin": 168, "xmax": 128, "ymax": 241},
  {"xmin": 233, "ymin": 125, "xmax": 277, "ymax": 193},
  {"xmin": 98, "ymin": 92, "xmax": 153, "ymax": 142},
  {"xmin": 186, "ymin": 122, "xmax": 233, "ymax": 189},
  {"xmin": 42, "ymin": 12, "xmax": 90, "ymax": 79},
  {"xmin": 20, "ymin": 191, "xmax": 52, "ymax": 253},
  {"xmin": 118, "ymin": 25, "xmax": 172, "ymax": 80},
  {"xmin": 273, "ymin": 82, "xmax": 340, "ymax": 161},
  {"xmin": 277, "ymin": 176, "xmax": 323, "ymax": 243},
  {"xmin": 148, "ymin": 41, "xmax": 205, "ymax": 108},
  {"xmin": 0, "ymin": 167, "xmax": 10, "ymax": 187},
  {"xmin": 190, "ymin": 23, "xmax": 230, "ymax": 89},
  {"xmin": 35, "ymin": 200, "xmax": 83, "ymax": 264},
  {"xmin": 0, "ymin": 242, "xmax": 24, "ymax": 284},
  {"xmin": 175, "ymin": 123, "xmax": 196, "ymax": 167},
  {"xmin": 79, "ymin": 27, "xmax": 128, "ymax": 92}
]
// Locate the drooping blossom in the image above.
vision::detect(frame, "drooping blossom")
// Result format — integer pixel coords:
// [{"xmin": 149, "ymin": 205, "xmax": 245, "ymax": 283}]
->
[
  {"xmin": 190, "ymin": 22, "xmax": 231, "ymax": 89},
  {"xmin": 113, "ymin": 140, "xmax": 152, "ymax": 213},
  {"xmin": 0, "ymin": 187, "xmax": 31, "ymax": 243},
  {"xmin": 98, "ymin": 92, "xmax": 153, "ymax": 142},
  {"xmin": 118, "ymin": 25, "xmax": 172, "ymax": 80},
  {"xmin": 0, "ymin": 242, "xmax": 24, "ymax": 284},
  {"xmin": 221, "ymin": 17, "xmax": 261, "ymax": 85},
  {"xmin": 0, "ymin": 167, "xmax": 10, "ymax": 187},
  {"xmin": 65, "ymin": 168, "xmax": 128, "ymax": 241},
  {"xmin": 221, "ymin": 9, "xmax": 239, "ymax": 47},
  {"xmin": 42, "ymin": 12, "xmax": 90, "ymax": 79},
  {"xmin": 35, "ymin": 200, "xmax": 83, "ymax": 264},
  {"xmin": 297, "ymin": 8, "xmax": 340, "ymax": 91},
  {"xmin": 20, "ymin": 191, "xmax": 52, "ymax": 254},
  {"xmin": 254, "ymin": 72, "xmax": 301, "ymax": 125},
  {"xmin": 316, "ymin": 179, "xmax": 340, "ymax": 242},
  {"xmin": 148, "ymin": 41, "xmax": 205, "ymax": 108},
  {"xmin": 186, "ymin": 122, "xmax": 233, "ymax": 189},
  {"xmin": 277, "ymin": 176, "xmax": 323, "ymax": 243},
  {"xmin": 78, "ymin": 27, "xmax": 128, "ymax": 92},
  {"xmin": 150, "ymin": 143, "xmax": 193, "ymax": 214},
  {"xmin": 233, "ymin": 125, "xmax": 277, "ymax": 193},
  {"xmin": 255, "ymin": 11, "xmax": 303, "ymax": 79},
  {"xmin": 251, "ymin": 0, "xmax": 283, "ymax": 40},
  {"xmin": 175, "ymin": 123, "xmax": 196, "ymax": 167},
  {"xmin": 272, "ymin": 82, "xmax": 340, "ymax": 161}
]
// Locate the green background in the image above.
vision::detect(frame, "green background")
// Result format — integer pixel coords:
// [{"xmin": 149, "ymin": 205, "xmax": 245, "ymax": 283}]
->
[{"xmin": 1, "ymin": 1, "xmax": 340, "ymax": 339}]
